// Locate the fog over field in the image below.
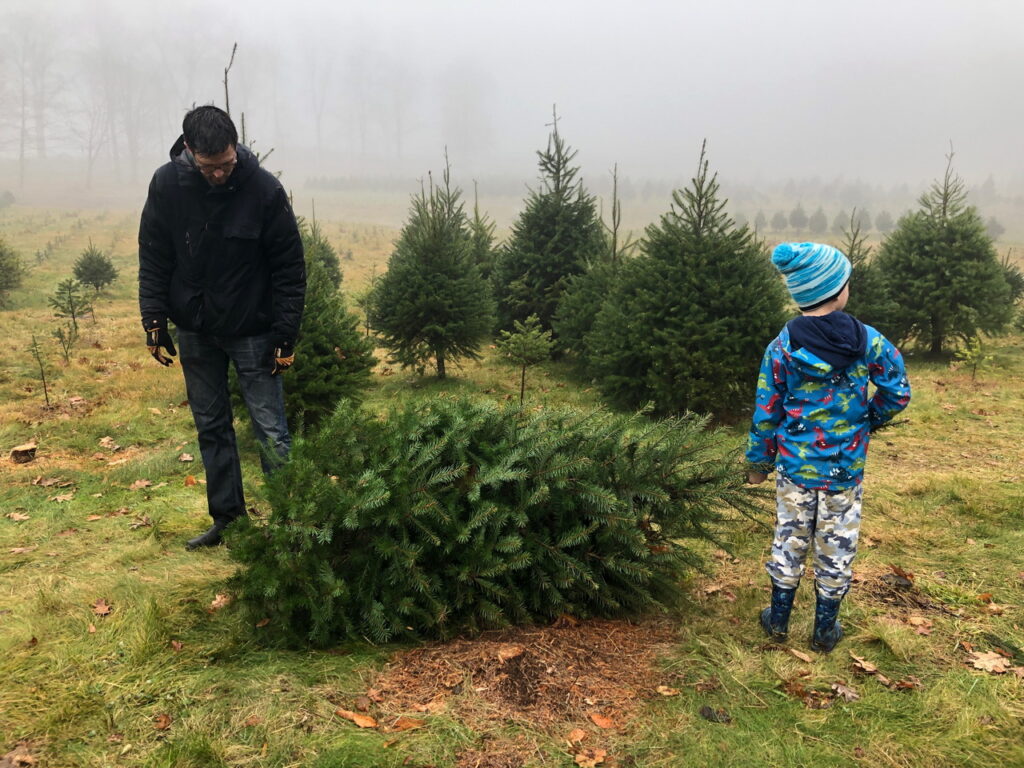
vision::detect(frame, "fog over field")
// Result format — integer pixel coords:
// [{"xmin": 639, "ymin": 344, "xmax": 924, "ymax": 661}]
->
[{"xmin": 1, "ymin": 0, "xmax": 1022, "ymax": 223}]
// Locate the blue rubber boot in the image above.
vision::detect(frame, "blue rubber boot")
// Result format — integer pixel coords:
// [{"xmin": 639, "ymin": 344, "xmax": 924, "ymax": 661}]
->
[
  {"xmin": 810, "ymin": 592, "xmax": 844, "ymax": 652},
  {"xmin": 760, "ymin": 584, "xmax": 797, "ymax": 640}
]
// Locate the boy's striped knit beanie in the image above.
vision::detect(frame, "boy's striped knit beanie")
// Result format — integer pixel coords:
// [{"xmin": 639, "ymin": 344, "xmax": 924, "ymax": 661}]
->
[{"xmin": 771, "ymin": 242, "xmax": 852, "ymax": 309}]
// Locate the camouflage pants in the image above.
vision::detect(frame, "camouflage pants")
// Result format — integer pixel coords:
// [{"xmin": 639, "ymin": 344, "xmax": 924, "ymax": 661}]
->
[{"xmin": 766, "ymin": 475, "xmax": 863, "ymax": 599}]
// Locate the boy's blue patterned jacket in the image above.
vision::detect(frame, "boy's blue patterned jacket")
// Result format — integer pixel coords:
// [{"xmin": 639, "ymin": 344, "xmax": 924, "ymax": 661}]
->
[{"xmin": 745, "ymin": 320, "xmax": 911, "ymax": 491}]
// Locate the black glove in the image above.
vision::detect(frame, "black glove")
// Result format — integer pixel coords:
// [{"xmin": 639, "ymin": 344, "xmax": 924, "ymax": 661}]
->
[
  {"xmin": 144, "ymin": 320, "xmax": 176, "ymax": 366},
  {"xmin": 271, "ymin": 341, "xmax": 295, "ymax": 375}
]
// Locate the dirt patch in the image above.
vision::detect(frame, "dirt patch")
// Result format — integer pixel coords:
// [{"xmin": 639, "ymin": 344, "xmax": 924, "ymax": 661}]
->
[
  {"xmin": 368, "ymin": 617, "xmax": 677, "ymax": 733},
  {"xmin": 856, "ymin": 566, "xmax": 959, "ymax": 617}
]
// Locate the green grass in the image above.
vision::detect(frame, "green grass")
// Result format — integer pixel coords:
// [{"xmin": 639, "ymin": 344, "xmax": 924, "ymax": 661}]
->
[{"xmin": 1, "ymin": 206, "xmax": 1022, "ymax": 767}]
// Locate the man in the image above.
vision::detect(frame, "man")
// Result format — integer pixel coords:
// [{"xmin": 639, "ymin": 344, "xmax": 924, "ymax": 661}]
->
[{"xmin": 138, "ymin": 105, "xmax": 305, "ymax": 550}]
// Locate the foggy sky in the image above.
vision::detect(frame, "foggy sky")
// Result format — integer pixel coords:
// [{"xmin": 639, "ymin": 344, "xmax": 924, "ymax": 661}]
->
[{"xmin": 2, "ymin": 0, "xmax": 1023, "ymax": 200}]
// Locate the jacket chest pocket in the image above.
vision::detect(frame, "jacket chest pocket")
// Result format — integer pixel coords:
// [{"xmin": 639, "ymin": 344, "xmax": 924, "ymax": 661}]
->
[{"xmin": 221, "ymin": 222, "xmax": 261, "ymax": 270}]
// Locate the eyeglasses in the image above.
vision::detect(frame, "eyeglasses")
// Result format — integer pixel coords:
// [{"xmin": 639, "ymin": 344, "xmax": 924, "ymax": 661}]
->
[{"xmin": 195, "ymin": 154, "xmax": 237, "ymax": 176}]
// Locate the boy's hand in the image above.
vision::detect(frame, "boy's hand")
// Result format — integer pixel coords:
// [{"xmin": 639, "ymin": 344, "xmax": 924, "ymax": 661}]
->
[{"xmin": 747, "ymin": 471, "xmax": 768, "ymax": 485}]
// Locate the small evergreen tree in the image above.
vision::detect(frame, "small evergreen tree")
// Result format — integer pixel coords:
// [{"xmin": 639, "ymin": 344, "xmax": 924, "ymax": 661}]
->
[
  {"xmin": 468, "ymin": 183, "xmax": 498, "ymax": 282},
  {"xmin": 771, "ymin": 211, "xmax": 788, "ymax": 231},
  {"xmin": 832, "ymin": 208, "xmax": 849, "ymax": 235},
  {"xmin": 48, "ymin": 278, "xmax": 93, "ymax": 332},
  {"xmin": 496, "ymin": 314, "xmax": 554, "ymax": 404},
  {"xmin": 28, "ymin": 334, "xmax": 51, "ymax": 406},
  {"xmin": 840, "ymin": 210, "xmax": 900, "ymax": 334},
  {"xmin": 283, "ymin": 257, "xmax": 376, "ymax": 429},
  {"xmin": 53, "ymin": 323, "xmax": 78, "ymax": 364},
  {"xmin": 754, "ymin": 210, "xmax": 768, "ymax": 232},
  {"xmin": 371, "ymin": 162, "xmax": 495, "ymax": 378},
  {"xmin": 875, "ymin": 210, "xmax": 895, "ymax": 233},
  {"xmin": 854, "ymin": 209, "xmax": 873, "ymax": 232},
  {"xmin": 585, "ymin": 143, "xmax": 789, "ymax": 418},
  {"xmin": 300, "ymin": 216, "xmax": 342, "ymax": 291},
  {"xmin": 492, "ymin": 110, "xmax": 606, "ymax": 332},
  {"xmin": 873, "ymin": 154, "xmax": 1013, "ymax": 355},
  {"xmin": 789, "ymin": 203, "xmax": 809, "ymax": 231},
  {"xmin": 808, "ymin": 207, "xmax": 828, "ymax": 235},
  {"xmin": 0, "ymin": 238, "xmax": 26, "ymax": 308},
  {"xmin": 73, "ymin": 241, "xmax": 118, "ymax": 293},
  {"xmin": 986, "ymin": 216, "xmax": 1006, "ymax": 241}
]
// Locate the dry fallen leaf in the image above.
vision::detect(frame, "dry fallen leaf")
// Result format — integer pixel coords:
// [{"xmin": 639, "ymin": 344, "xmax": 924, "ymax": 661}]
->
[
  {"xmin": 335, "ymin": 708, "xmax": 378, "ymax": 728},
  {"xmin": 208, "ymin": 593, "xmax": 231, "ymax": 612},
  {"xmin": 149, "ymin": 408, "xmax": 162, "ymax": 415},
  {"xmin": 179, "ymin": 453, "xmax": 194, "ymax": 462},
  {"xmin": 589, "ymin": 713, "xmax": 615, "ymax": 729},
  {"xmin": 130, "ymin": 515, "xmax": 153, "ymax": 530},
  {"xmin": 9, "ymin": 546, "xmax": 37, "ymax": 554},
  {"xmin": 92, "ymin": 598, "xmax": 112, "ymax": 616},
  {"xmin": 354, "ymin": 695, "xmax": 373, "ymax": 712},
  {"xmin": 86, "ymin": 515, "xmax": 103, "ymax": 522},
  {"xmin": 170, "ymin": 640, "xmax": 183, "ymax": 652},
  {"xmin": 99, "ymin": 436, "xmax": 120, "ymax": 450},
  {"xmin": 789, "ymin": 648, "xmax": 813, "ymax": 663},
  {"xmin": 154, "ymin": 713, "xmax": 172, "ymax": 730},
  {"xmin": 0, "ymin": 742, "xmax": 36, "ymax": 766},
  {"xmin": 7, "ymin": 512, "xmax": 30, "ymax": 522},
  {"xmin": 366, "ymin": 688, "xmax": 385, "ymax": 703},
  {"xmin": 255, "ymin": 618, "xmax": 270, "ymax": 628},
  {"xmin": 129, "ymin": 479, "xmax": 152, "ymax": 491},
  {"xmin": 88, "ymin": 623, "xmax": 96, "ymax": 634},
  {"xmin": 184, "ymin": 475, "xmax": 197, "ymax": 487},
  {"xmin": 849, "ymin": 652, "xmax": 879, "ymax": 675},
  {"xmin": 698, "ymin": 705, "xmax": 732, "ymax": 723},
  {"xmin": 388, "ymin": 716, "xmax": 425, "ymax": 732},
  {"xmin": 566, "ymin": 728, "xmax": 588, "ymax": 745},
  {"xmin": 50, "ymin": 493, "xmax": 74, "ymax": 503},
  {"xmin": 970, "ymin": 651, "xmax": 1011, "ymax": 674},
  {"xmin": 656, "ymin": 685, "xmax": 680, "ymax": 696},
  {"xmin": 831, "ymin": 682, "xmax": 860, "ymax": 702},
  {"xmin": 242, "ymin": 715, "xmax": 262, "ymax": 727},
  {"xmin": 574, "ymin": 747, "xmax": 607, "ymax": 767},
  {"xmin": 977, "ymin": 593, "xmax": 994, "ymax": 603},
  {"xmin": 694, "ymin": 677, "xmax": 721, "ymax": 693}
]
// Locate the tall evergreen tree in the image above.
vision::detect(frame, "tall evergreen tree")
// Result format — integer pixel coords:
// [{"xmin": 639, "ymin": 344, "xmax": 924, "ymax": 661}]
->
[
  {"xmin": 754, "ymin": 210, "xmax": 768, "ymax": 233},
  {"xmin": 789, "ymin": 203, "xmax": 809, "ymax": 231},
  {"xmin": 0, "ymin": 237, "xmax": 26, "ymax": 308},
  {"xmin": 492, "ymin": 111, "xmax": 606, "ymax": 332},
  {"xmin": 371, "ymin": 163, "xmax": 494, "ymax": 378},
  {"xmin": 808, "ymin": 206, "xmax": 828, "ymax": 235},
  {"xmin": 832, "ymin": 208, "xmax": 849, "ymax": 235},
  {"xmin": 301, "ymin": 216, "xmax": 343, "ymax": 290},
  {"xmin": 875, "ymin": 210, "xmax": 895, "ymax": 233},
  {"xmin": 873, "ymin": 155, "xmax": 1013, "ymax": 355},
  {"xmin": 585, "ymin": 143, "xmax": 789, "ymax": 418},
  {"xmin": 771, "ymin": 211, "xmax": 789, "ymax": 231}
]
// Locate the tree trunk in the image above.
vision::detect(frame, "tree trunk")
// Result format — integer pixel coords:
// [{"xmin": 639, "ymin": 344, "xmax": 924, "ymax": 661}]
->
[
  {"xmin": 930, "ymin": 317, "xmax": 943, "ymax": 356},
  {"xmin": 436, "ymin": 352, "xmax": 446, "ymax": 379},
  {"xmin": 519, "ymin": 365, "xmax": 527, "ymax": 405}
]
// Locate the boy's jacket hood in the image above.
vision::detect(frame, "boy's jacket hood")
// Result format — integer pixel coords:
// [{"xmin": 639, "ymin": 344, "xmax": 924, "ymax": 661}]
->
[{"xmin": 785, "ymin": 311, "xmax": 867, "ymax": 378}]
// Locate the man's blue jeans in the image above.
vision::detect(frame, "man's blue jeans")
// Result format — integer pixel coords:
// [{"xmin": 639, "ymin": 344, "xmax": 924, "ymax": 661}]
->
[{"xmin": 177, "ymin": 329, "xmax": 291, "ymax": 524}]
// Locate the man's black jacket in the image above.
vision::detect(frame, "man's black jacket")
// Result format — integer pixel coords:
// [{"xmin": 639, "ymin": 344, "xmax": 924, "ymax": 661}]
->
[{"xmin": 138, "ymin": 137, "xmax": 305, "ymax": 344}]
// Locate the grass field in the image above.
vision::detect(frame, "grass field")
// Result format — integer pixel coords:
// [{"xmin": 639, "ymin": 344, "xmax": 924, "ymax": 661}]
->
[{"xmin": 0, "ymin": 206, "xmax": 1022, "ymax": 767}]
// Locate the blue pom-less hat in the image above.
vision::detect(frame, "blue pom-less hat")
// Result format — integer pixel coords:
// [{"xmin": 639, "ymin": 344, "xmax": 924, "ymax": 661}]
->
[{"xmin": 771, "ymin": 242, "xmax": 852, "ymax": 309}]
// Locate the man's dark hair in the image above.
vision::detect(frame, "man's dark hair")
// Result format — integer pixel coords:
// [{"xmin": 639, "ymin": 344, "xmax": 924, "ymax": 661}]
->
[{"xmin": 182, "ymin": 106, "xmax": 238, "ymax": 156}]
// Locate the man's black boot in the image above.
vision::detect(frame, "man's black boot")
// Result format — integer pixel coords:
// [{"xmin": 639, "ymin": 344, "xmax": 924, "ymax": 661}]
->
[{"xmin": 185, "ymin": 520, "xmax": 228, "ymax": 551}]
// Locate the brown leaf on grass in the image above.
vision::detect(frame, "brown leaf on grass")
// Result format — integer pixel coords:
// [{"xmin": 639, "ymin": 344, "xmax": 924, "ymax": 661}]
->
[
  {"xmin": 9, "ymin": 546, "xmax": 37, "ymax": 554},
  {"xmin": 91, "ymin": 452, "xmax": 107, "ymax": 461},
  {"xmin": 985, "ymin": 603, "xmax": 1008, "ymax": 616},
  {"xmin": 831, "ymin": 682, "xmax": 860, "ymax": 702},
  {"xmin": 907, "ymin": 616, "xmax": 933, "ymax": 635},
  {"xmin": 694, "ymin": 677, "xmax": 721, "ymax": 693},
  {"xmin": 7, "ymin": 512, "xmax": 30, "ymax": 521},
  {"xmin": 849, "ymin": 652, "xmax": 879, "ymax": 675},
  {"xmin": 566, "ymin": 728, "xmax": 588, "ymax": 745},
  {"xmin": 129, "ymin": 516, "xmax": 152, "ymax": 530},
  {"xmin": 255, "ymin": 618, "xmax": 270, "ymax": 628},
  {"xmin": 149, "ymin": 408, "xmax": 162, "ymax": 415},
  {"xmin": 788, "ymin": 648, "xmax": 813, "ymax": 663},
  {"xmin": 0, "ymin": 741, "xmax": 36, "ymax": 766},
  {"xmin": 387, "ymin": 716, "xmax": 425, "ymax": 732},
  {"xmin": 170, "ymin": 640, "xmax": 183, "ymax": 652},
  {"xmin": 574, "ymin": 747, "xmax": 607, "ymax": 767},
  {"xmin": 129, "ymin": 479, "xmax": 152, "ymax": 491},
  {"xmin": 208, "ymin": 593, "xmax": 231, "ymax": 612},
  {"xmin": 27, "ymin": 637, "xmax": 38, "ymax": 647},
  {"xmin": 88, "ymin": 623, "xmax": 96, "ymax": 634},
  {"xmin": 702, "ymin": 584, "xmax": 722, "ymax": 596},
  {"xmin": 153, "ymin": 713, "xmax": 172, "ymax": 730},
  {"xmin": 86, "ymin": 515, "xmax": 103, "ymax": 521},
  {"xmin": 976, "ymin": 593, "xmax": 994, "ymax": 603},
  {"xmin": 698, "ymin": 705, "xmax": 732, "ymax": 723},
  {"xmin": 366, "ymin": 688, "xmax": 385, "ymax": 703},
  {"xmin": 655, "ymin": 685, "xmax": 680, "ymax": 696},
  {"xmin": 589, "ymin": 713, "xmax": 615, "ymax": 729},
  {"xmin": 970, "ymin": 651, "xmax": 1011, "ymax": 674},
  {"xmin": 32, "ymin": 476, "xmax": 65, "ymax": 487},
  {"xmin": 50, "ymin": 493, "xmax": 74, "ymax": 503},
  {"xmin": 58, "ymin": 528, "xmax": 77, "ymax": 536},
  {"xmin": 335, "ymin": 708, "xmax": 378, "ymax": 728},
  {"xmin": 890, "ymin": 676, "xmax": 922, "ymax": 691},
  {"xmin": 184, "ymin": 475, "xmax": 197, "ymax": 487},
  {"xmin": 354, "ymin": 695, "xmax": 373, "ymax": 712},
  {"xmin": 98, "ymin": 436, "xmax": 121, "ymax": 451},
  {"xmin": 92, "ymin": 598, "xmax": 112, "ymax": 616},
  {"xmin": 107, "ymin": 733, "xmax": 123, "ymax": 743},
  {"xmin": 178, "ymin": 453, "xmax": 194, "ymax": 462},
  {"xmin": 242, "ymin": 715, "xmax": 262, "ymax": 727}
]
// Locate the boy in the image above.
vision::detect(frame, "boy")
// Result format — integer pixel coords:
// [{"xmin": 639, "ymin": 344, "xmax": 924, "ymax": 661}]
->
[{"xmin": 746, "ymin": 242, "xmax": 911, "ymax": 652}]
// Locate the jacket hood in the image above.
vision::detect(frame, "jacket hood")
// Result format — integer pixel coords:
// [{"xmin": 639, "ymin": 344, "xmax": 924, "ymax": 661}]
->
[
  {"xmin": 784, "ymin": 311, "xmax": 867, "ymax": 377},
  {"xmin": 169, "ymin": 135, "xmax": 258, "ymax": 186}
]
